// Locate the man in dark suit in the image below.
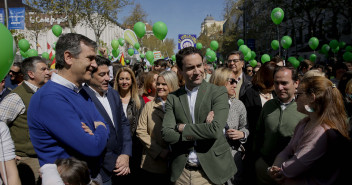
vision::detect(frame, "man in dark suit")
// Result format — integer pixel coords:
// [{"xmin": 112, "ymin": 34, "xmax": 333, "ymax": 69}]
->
[
  {"xmin": 83, "ymin": 56, "xmax": 132, "ymax": 185},
  {"xmin": 162, "ymin": 47, "xmax": 236, "ymax": 185},
  {"xmin": 226, "ymin": 51, "xmax": 252, "ymax": 99}
]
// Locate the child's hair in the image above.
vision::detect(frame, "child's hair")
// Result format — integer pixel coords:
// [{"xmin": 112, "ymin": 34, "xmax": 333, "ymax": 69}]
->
[{"xmin": 55, "ymin": 157, "xmax": 98, "ymax": 185}]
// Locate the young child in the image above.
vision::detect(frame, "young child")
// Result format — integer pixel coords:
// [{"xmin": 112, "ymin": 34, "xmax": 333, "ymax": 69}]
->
[{"xmin": 40, "ymin": 157, "xmax": 99, "ymax": 185}]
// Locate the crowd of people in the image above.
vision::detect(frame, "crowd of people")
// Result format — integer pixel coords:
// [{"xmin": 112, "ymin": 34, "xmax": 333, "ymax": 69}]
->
[{"xmin": 0, "ymin": 32, "xmax": 351, "ymax": 185}]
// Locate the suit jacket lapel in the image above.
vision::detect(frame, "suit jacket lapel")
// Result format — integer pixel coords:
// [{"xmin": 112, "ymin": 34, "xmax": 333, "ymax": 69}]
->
[
  {"xmin": 194, "ymin": 81, "xmax": 207, "ymax": 124},
  {"xmin": 84, "ymin": 86, "xmax": 114, "ymax": 128},
  {"xmin": 179, "ymin": 87, "xmax": 192, "ymax": 124},
  {"xmin": 107, "ymin": 90, "xmax": 119, "ymax": 129}
]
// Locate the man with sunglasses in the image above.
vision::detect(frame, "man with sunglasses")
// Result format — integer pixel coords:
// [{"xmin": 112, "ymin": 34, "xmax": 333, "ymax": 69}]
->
[
  {"xmin": 253, "ymin": 66, "xmax": 305, "ymax": 185},
  {"xmin": 5, "ymin": 62, "xmax": 23, "ymax": 90},
  {"xmin": 226, "ymin": 51, "xmax": 252, "ymax": 99}
]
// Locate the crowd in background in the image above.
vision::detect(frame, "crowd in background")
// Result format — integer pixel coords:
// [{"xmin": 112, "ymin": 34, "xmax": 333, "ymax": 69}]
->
[{"xmin": 0, "ymin": 33, "xmax": 351, "ymax": 185}]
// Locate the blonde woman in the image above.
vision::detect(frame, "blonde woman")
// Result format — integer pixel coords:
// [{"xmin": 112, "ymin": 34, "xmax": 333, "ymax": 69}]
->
[
  {"xmin": 136, "ymin": 71, "xmax": 179, "ymax": 184},
  {"xmin": 113, "ymin": 67, "xmax": 145, "ymax": 184},
  {"xmin": 209, "ymin": 67, "xmax": 249, "ymax": 185}
]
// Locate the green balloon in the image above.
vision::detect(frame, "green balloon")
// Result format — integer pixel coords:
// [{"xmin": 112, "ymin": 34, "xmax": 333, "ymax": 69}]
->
[
  {"xmin": 310, "ymin": 54, "xmax": 317, "ymax": 62},
  {"xmin": 237, "ymin": 39, "xmax": 244, "ymax": 47},
  {"xmin": 321, "ymin": 44, "xmax": 330, "ymax": 54},
  {"xmin": 134, "ymin": 43, "xmax": 140, "ymax": 50},
  {"xmin": 261, "ymin": 54, "xmax": 270, "ymax": 63},
  {"xmin": 339, "ymin": 41, "xmax": 346, "ymax": 49},
  {"xmin": 210, "ymin": 40, "xmax": 219, "ymax": 51},
  {"xmin": 329, "ymin": 40, "xmax": 339, "ymax": 49},
  {"xmin": 346, "ymin": 46, "xmax": 352, "ymax": 52},
  {"xmin": 244, "ymin": 51, "xmax": 252, "ymax": 61},
  {"xmin": 251, "ymin": 51, "xmax": 256, "ymax": 60},
  {"xmin": 171, "ymin": 55, "xmax": 176, "ymax": 61},
  {"xmin": 140, "ymin": 54, "xmax": 145, "ymax": 59},
  {"xmin": 239, "ymin": 45, "xmax": 249, "ymax": 56},
  {"xmin": 308, "ymin": 37, "xmax": 319, "ymax": 50},
  {"xmin": 128, "ymin": 48, "xmax": 134, "ymax": 56},
  {"xmin": 111, "ymin": 39, "xmax": 119, "ymax": 50},
  {"xmin": 112, "ymin": 49, "xmax": 120, "ymax": 57},
  {"xmin": 118, "ymin": 38, "xmax": 125, "ymax": 46},
  {"xmin": 205, "ymin": 49, "xmax": 216, "ymax": 62},
  {"xmin": 20, "ymin": 50, "xmax": 27, "ymax": 58},
  {"xmin": 343, "ymin": 52, "xmax": 352, "ymax": 62},
  {"xmin": 126, "ymin": 59, "xmax": 130, "ymax": 64},
  {"xmin": 196, "ymin": 43, "xmax": 202, "ymax": 49},
  {"xmin": 152, "ymin": 21, "xmax": 168, "ymax": 40},
  {"xmin": 332, "ymin": 46, "xmax": 339, "ymax": 53},
  {"xmin": 281, "ymin": 36, "xmax": 292, "ymax": 49},
  {"xmin": 108, "ymin": 56, "xmax": 112, "ymax": 60},
  {"xmin": 146, "ymin": 51, "xmax": 154, "ymax": 63},
  {"xmin": 26, "ymin": 49, "xmax": 38, "ymax": 57},
  {"xmin": 249, "ymin": 60, "xmax": 257, "ymax": 67},
  {"xmin": 18, "ymin": 39, "xmax": 30, "ymax": 52},
  {"xmin": 291, "ymin": 59, "xmax": 300, "ymax": 69},
  {"xmin": 134, "ymin": 22, "xmax": 146, "ymax": 38},
  {"xmin": 53, "ymin": 42, "xmax": 56, "ymax": 51},
  {"xmin": 42, "ymin": 52, "xmax": 49, "ymax": 59},
  {"xmin": 288, "ymin": 56, "xmax": 297, "ymax": 63},
  {"xmin": 52, "ymin": 25, "xmax": 62, "ymax": 37},
  {"xmin": 0, "ymin": 23, "xmax": 16, "ymax": 81},
  {"xmin": 271, "ymin": 40, "xmax": 279, "ymax": 50},
  {"xmin": 271, "ymin": 7, "xmax": 284, "ymax": 25},
  {"xmin": 298, "ymin": 56, "xmax": 304, "ymax": 62}
]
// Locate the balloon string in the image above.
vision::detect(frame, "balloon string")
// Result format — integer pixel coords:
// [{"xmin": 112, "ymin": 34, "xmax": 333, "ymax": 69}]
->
[{"xmin": 277, "ymin": 25, "xmax": 280, "ymax": 57}]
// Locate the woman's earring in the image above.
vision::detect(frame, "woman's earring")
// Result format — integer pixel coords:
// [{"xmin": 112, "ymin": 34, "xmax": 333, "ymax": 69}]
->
[{"xmin": 304, "ymin": 105, "xmax": 314, "ymax": 113}]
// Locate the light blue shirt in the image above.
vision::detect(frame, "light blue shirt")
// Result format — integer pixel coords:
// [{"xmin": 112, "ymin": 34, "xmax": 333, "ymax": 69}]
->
[{"xmin": 185, "ymin": 85, "xmax": 200, "ymax": 165}]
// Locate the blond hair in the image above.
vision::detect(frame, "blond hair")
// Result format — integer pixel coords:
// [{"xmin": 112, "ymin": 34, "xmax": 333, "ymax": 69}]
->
[
  {"xmin": 113, "ymin": 67, "xmax": 142, "ymax": 109},
  {"xmin": 209, "ymin": 67, "xmax": 233, "ymax": 86},
  {"xmin": 158, "ymin": 71, "xmax": 179, "ymax": 93}
]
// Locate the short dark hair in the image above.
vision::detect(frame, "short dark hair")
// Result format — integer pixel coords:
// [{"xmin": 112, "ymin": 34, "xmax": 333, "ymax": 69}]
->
[
  {"xmin": 21, "ymin": 56, "xmax": 46, "ymax": 80},
  {"xmin": 226, "ymin": 51, "xmax": 244, "ymax": 61},
  {"xmin": 176, "ymin": 47, "xmax": 203, "ymax": 70},
  {"xmin": 55, "ymin": 33, "xmax": 97, "ymax": 70},
  {"xmin": 13, "ymin": 61, "xmax": 21, "ymax": 68},
  {"xmin": 92, "ymin": 56, "xmax": 111, "ymax": 74},
  {"xmin": 154, "ymin": 59, "xmax": 167, "ymax": 68},
  {"xmin": 55, "ymin": 157, "xmax": 92, "ymax": 185},
  {"xmin": 274, "ymin": 66, "xmax": 299, "ymax": 82},
  {"xmin": 271, "ymin": 56, "xmax": 283, "ymax": 64}
]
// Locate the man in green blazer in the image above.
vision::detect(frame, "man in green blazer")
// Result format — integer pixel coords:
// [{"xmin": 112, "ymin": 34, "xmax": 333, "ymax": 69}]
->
[{"xmin": 162, "ymin": 47, "xmax": 236, "ymax": 185}]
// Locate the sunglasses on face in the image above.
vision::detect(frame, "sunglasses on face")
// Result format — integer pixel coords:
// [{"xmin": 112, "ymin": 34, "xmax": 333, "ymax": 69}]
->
[
  {"xmin": 9, "ymin": 70, "xmax": 20, "ymax": 75},
  {"xmin": 247, "ymin": 70, "xmax": 253, "ymax": 72},
  {"xmin": 227, "ymin": 78, "xmax": 238, "ymax": 85}
]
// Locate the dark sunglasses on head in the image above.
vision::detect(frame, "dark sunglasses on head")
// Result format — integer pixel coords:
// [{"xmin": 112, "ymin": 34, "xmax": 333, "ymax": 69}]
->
[{"xmin": 227, "ymin": 78, "xmax": 238, "ymax": 85}]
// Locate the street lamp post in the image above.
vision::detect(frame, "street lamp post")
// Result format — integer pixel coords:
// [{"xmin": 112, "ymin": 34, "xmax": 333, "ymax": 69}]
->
[{"xmin": 4, "ymin": 0, "xmax": 8, "ymax": 28}]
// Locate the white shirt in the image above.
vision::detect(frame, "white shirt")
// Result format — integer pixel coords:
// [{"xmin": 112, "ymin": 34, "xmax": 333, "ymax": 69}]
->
[
  {"xmin": 51, "ymin": 73, "xmax": 81, "ymax": 93},
  {"xmin": 184, "ymin": 85, "xmax": 200, "ymax": 164},
  {"xmin": 88, "ymin": 86, "xmax": 115, "ymax": 127}
]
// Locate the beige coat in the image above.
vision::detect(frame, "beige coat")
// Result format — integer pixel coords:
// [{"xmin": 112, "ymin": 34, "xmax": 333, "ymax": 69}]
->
[{"xmin": 136, "ymin": 98, "xmax": 169, "ymax": 174}]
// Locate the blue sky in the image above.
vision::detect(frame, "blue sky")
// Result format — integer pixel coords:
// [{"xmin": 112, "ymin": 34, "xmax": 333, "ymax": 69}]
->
[{"xmin": 118, "ymin": 0, "xmax": 226, "ymax": 54}]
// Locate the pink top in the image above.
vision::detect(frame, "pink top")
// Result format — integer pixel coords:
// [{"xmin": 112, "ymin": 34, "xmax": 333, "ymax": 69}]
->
[{"xmin": 273, "ymin": 117, "xmax": 340, "ymax": 185}]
